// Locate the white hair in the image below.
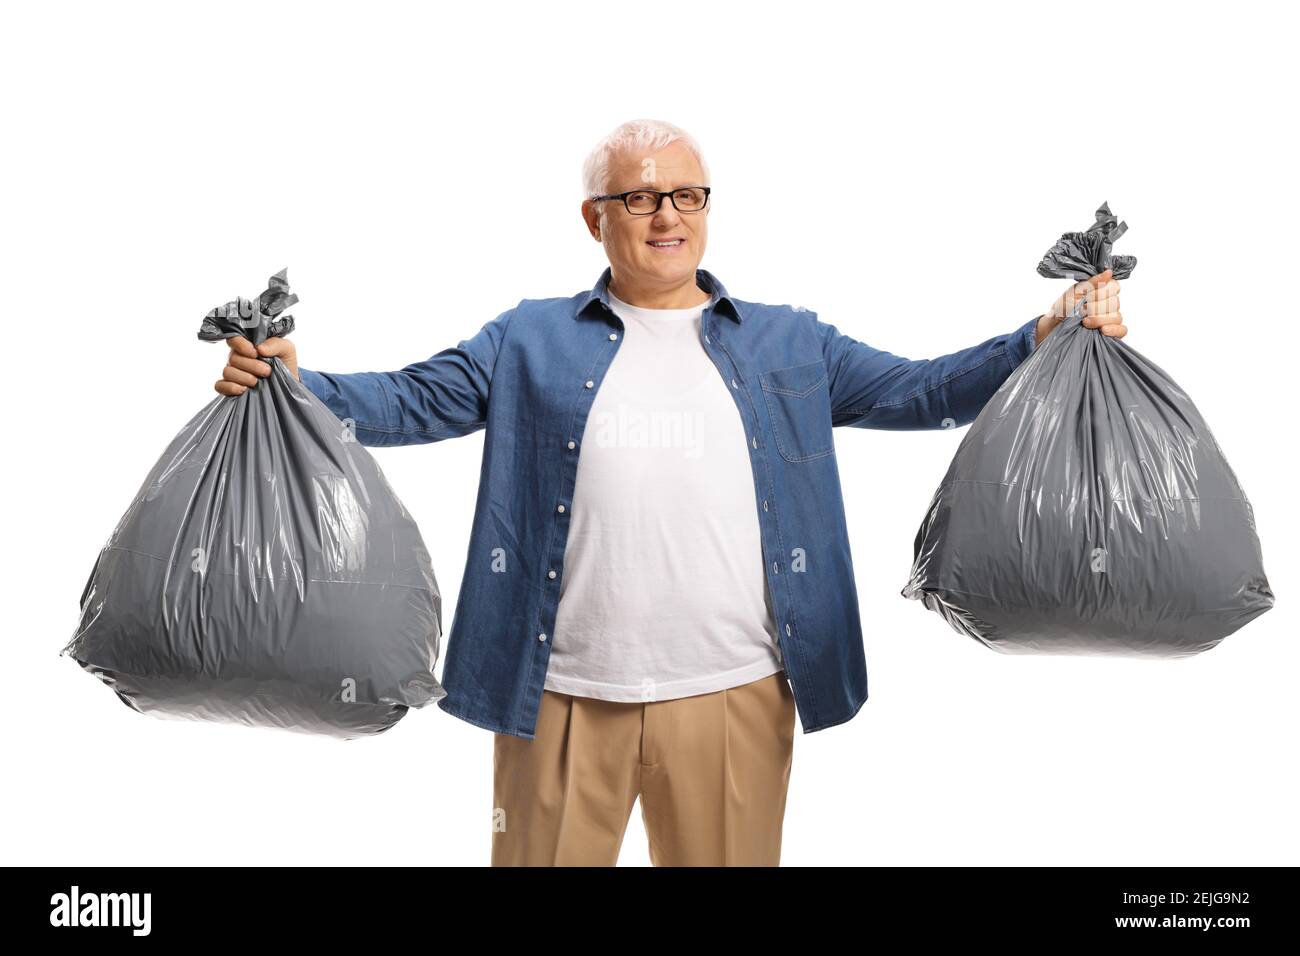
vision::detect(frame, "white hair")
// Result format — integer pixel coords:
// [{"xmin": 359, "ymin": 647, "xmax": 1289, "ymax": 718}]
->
[{"xmin": 581, "ymin": 119, "xmax": 710, "ymax": 222}]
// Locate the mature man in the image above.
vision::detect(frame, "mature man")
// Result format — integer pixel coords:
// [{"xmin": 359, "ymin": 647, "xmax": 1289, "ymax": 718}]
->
[{"xmin": 217, "ymin": 119, "xmax": 1125, "ymax": 866}]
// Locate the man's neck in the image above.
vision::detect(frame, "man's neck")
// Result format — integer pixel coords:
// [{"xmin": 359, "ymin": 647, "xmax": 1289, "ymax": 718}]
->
[{"xmin": 608, "ymin": 275, "xmax": 711, "ymax": 310}]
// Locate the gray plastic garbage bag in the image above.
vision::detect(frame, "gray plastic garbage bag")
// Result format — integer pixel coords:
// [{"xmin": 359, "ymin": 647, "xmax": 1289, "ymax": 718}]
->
[
  {"xmin": 902, "ymin": 204, "xmax": 1274, "ymax": 656},
  {"xmin": 62, "ymin": 269, "xmax": 446, "ymax": 738}
]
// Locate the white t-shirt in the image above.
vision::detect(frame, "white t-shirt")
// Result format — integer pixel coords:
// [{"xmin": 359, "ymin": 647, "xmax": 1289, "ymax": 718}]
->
[{"xmin": 542, "ymin": 289, "xmax": 784, "ymax": 703}]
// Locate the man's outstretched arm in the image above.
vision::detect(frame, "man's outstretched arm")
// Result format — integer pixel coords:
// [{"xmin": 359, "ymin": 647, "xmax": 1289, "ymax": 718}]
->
[
  {"xmin": 220, "ymin": 307, "xmax": 516, "ymax": 446},
  {"xmin": 817, "ymin": 314, "xmax": 1039, "ymax": 430},
  {"xmin": 817, "ymin": 270, "xmax": 1124, "ymax": 430}
]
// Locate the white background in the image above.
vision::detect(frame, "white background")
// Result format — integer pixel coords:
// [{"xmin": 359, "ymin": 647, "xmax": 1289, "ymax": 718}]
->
[{"xmin": 3, "ymin": 0, "xmax": 1295, "ymax": 866}]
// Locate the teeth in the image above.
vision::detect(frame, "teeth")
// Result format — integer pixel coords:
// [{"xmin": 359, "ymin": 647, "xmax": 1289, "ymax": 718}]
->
[{"xmin": 650, "ymin": 240, "xmax": 682, "ymax": 246}]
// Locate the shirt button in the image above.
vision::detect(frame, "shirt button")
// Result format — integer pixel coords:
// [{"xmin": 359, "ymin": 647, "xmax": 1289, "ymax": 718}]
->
[
  {"xmin": 730, "ymin": 378, "xmax": 738, "ymax": 389},
  {"xmin": 763, "ymin": 500, "xmax": 769, "ymax": 511},
  {"xmin": 786, "ymin": 623, "xmax": 792, "ymax": 637},
  {"xmin": 609, "ymin": 333, "xmax": 618, "ymax": 341},
  {"xmin": 751, "ymin": 436, "xmax": 758, "ymax": 449},
  {"xmin": 773, "ymin": 562, "xmax": 780, "ymax": 573},
  {"xmin": 557, "ymin": 504, "xmax": 566, "ymax": 514},
  {"xmin": 585, "ymin": 380, "xmax": 594, "ymax": 388},
  {"xmin": 547, "ymin": 570, "xmax": 557, "ymax": 579},
  {"xmin": 538, "ymin": 633, "xmax": 548, "ymax": 642},
  {"xmin": 567, "ymin": 440, "xmax": 576, "ymax": 450},
  {"xmin": 705, "ymin": 335, "xmax": 711, "ymax": 344}
]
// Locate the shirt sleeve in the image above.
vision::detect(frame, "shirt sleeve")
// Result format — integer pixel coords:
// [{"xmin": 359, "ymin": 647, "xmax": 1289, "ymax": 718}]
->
[
  {"xmin": 816, "ymin": 314, "xmax": 1040, "ymax": 430},
  {"xmin": 298, "ymin": 306, "xmax": 515, "ymax": 446}
]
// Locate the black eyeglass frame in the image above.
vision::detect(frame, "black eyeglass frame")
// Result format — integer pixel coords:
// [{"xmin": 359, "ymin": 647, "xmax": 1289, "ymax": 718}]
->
[{"xmin": 588, "ymin": 185, "xmax": 712, "ymax": 215}]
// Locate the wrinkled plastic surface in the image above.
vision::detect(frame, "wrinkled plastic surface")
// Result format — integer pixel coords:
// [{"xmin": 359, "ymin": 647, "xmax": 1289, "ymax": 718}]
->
[
  {"xmin": 62, "ymin": 269, "xmax": 446, "ymax": 738},
  {"xmin": 902, "ymin": 205, "xmax": 1274, "ymax": 656}
]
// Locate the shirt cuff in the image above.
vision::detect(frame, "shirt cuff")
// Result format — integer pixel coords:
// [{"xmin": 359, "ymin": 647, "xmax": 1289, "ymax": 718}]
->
[
  {"xmin": 1006, "ymin": 315, "xmax": 1041, "ymax": 366},
  {"xmin": 298, "ymin": 367, "xmax": 324, "ymax": 396}
]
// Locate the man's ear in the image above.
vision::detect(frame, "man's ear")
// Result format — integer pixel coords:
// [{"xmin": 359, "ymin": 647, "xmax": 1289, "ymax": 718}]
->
[{"xmin": 580, "ymin": 199, "xmax": 602, "ymax": 241}]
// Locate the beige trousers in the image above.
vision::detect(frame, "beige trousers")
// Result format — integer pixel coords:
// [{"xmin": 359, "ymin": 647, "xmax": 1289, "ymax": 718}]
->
[{"xmin": 491, "ymin": 670, "xmax": 796, "ymax": 866}]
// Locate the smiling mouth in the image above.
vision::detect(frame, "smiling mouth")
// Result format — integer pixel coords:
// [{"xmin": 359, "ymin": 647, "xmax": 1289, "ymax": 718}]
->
[{"xmin": 647, "ymin": 238, "xmax": 685, "ymax": 249}]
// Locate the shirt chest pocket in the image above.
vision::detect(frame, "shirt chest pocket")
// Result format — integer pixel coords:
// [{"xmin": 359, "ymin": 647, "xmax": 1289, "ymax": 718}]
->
[{"xmin": 759, "ymin": 360, "xmax": 835, "ymax": 463}]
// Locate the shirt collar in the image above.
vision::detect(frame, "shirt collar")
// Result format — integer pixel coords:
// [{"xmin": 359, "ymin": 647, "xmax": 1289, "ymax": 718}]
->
[{"xmin": 576, "ymin": 266, "xmax": 742, "ymax": 323}]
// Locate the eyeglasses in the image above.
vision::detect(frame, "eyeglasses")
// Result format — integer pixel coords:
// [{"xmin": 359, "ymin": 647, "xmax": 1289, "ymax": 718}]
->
[{"xmin": 589, "ymin": 185, "xmax": 711, "ymax": 216}]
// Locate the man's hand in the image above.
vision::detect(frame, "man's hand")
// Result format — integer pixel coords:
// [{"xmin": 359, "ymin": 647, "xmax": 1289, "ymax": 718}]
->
[
  {"xmin": 1035, "ymin": 268, "xmax": 1126, "ymax": 347},
  {"xmin": 215, "ymin": 336, "xmax": 299, "ymax": 396}
]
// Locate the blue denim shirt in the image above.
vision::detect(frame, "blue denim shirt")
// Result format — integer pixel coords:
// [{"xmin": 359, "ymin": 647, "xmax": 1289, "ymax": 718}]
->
[{"xmin": 300, "ymin": 267, "xmax": 1040, "ymax": 738}]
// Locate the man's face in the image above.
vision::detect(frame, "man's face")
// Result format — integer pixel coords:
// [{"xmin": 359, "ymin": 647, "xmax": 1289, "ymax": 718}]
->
[{"xmin": 583, "ymin": 139, "xmax": 709, "ymax": 290}]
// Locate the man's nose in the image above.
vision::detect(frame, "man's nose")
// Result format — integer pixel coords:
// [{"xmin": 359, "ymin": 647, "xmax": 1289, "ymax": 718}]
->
[{"xmin": 652, "ymin": 198, "xmax": 682, "ymax": 227}]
